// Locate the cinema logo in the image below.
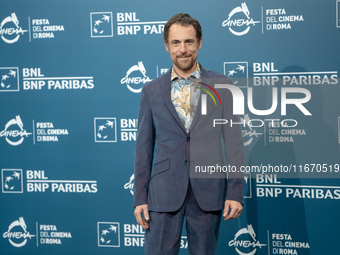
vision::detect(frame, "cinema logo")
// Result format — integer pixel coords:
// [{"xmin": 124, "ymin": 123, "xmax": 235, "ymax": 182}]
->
[
  {"xmin": 3, "ymin": 217, "xmax": 35, "ymax": 247},
  {"xmin": 121, "ymin": 61, "xmax": 152, "ymax": 93},
  {"xmin": 229, "ymin": 224, "xmax": 266, "ymax": 255},
  {"xmin": 0, "ymin": 115, "xmax": 32, "ymax": 146},
  {"xmin": 1, "ymin": 116, "xmax": 70, "ymax": 145},
  {"xmin": 0, "ymin": 13, "xmax": 27, "ymax": 44},
  {"xmin": 241, "ymin": 114, "xmax": 263, "ymax": 146},
  {"xmin": 222, "ymin": 2, "xmax": 260, "ymax": 36}
]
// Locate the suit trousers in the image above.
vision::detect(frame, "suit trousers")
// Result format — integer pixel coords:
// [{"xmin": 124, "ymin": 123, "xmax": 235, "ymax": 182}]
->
[{"xmin": 144, "ymin": 182, "xmax": 222, "ymax": 255}]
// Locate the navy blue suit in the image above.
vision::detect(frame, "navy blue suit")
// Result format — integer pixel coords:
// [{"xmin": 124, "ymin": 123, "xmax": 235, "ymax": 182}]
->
[{"xmin": 134, "ymin": 64, "xmax": 244, "ymax": 254}]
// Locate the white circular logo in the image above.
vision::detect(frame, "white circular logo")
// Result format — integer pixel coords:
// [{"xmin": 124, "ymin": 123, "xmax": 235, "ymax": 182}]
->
[
  {"xmin": 0, "ymin": 116, "xmax": 32, "ymax": 146},
  {"xmin": 3, "ymin": 217, "xmax": 35, "ymax": 247},
  {"xmin": 0, "ymin": 13, "xmax": 27, "ymax": 44},
  {"xmin": 121, "ymin": 62, "xmax": 152, "ymax": 93},
  {"xmin": 222, "ymin": 3, "xmax": 260, "ymax": 36},
  {"xmin": 229, "ymin": 225, "xmax": 267, "ymax": 255}
]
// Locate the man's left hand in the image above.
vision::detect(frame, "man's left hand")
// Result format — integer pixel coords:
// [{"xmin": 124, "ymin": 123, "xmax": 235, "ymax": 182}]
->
[{"xmin": 223, "ymin": 200, "xmax": 243, "ymax": 221}]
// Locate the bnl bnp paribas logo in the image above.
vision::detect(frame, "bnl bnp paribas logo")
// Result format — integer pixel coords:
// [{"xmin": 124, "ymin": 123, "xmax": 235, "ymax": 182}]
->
[
  {"xmin": 1, "ymin": 169, "xmax": 23, "ymax": 193},
  {"xmin": 0, "ymin": 67, "xmax": 19, "ymax": 92},
  {"xmin": 222, "ymin": 2, "xmax": 260, "ymax": 36},
  {"xmin": 94, "ymin": 118, "xmax": 137, "ymax": 142},
  {"xmin": 94, "ymin": 118, "xmax": 117, "ymax": 142},
  {"xmin": 0, "ymin": 13, "xmax": 27, "ymax": 43},
  {"xmin": 224, "ymin": 62, "xmax": 248, "ymax": 88},
  {"xmin": 97, "ymin": 222, "xmax": 120, "ymax": 247},
  {"xmin": 0, "ymin": 116, "xmax": 32, "ymax": 146},
  {"xmin": 90, "ymin": 12, "xmax": 113, "ymax": 38}
]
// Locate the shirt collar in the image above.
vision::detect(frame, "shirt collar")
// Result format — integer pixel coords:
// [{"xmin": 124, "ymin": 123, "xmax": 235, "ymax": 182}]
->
[{"xmin": 171, "ymin": 62, "xmax": 201, "ymax": 81}]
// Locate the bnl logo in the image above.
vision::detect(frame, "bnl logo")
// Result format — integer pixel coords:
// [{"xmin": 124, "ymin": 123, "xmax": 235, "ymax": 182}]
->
[
  {"xmin": 0, "ymin": 67, "xmax": 19, "ymax": 92},
  {"xmin": 97, "ymin": 222, "xmax": 120, "ymax": 247},
  {"xmin": 121, "ymin": 119, "xmax": 138, "ymax": 141},
  {"xmin": 90, "ymin": 12, "xmax": 113, "ymax": 37},
  {"xmin": 224, "ymin": 62, "xmax": 248, "ymax": 87},
  {"xmin": 1, "ymin": 169, "xmax": 23, "ymax": 193},
  {"xmin": 94, "ymin": 118, "xmax": 117, "ymax": 142}
]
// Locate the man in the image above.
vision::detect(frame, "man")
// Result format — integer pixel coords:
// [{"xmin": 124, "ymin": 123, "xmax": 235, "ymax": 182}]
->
[{"xmin": 134, "ymin": 13, "xmax": 244, "ymax": 255}]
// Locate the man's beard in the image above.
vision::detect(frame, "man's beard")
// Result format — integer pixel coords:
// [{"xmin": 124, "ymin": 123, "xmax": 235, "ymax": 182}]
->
[{"xmin": 173, "ymin": 54, "xmax": 197, "ymax": 72}]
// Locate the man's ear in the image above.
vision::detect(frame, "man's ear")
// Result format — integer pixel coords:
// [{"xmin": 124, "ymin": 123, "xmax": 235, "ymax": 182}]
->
[
  {"xmin": 198, "ymin": 37, "xmax": 203, "ymax": 50},
  {"xmin": 164, "ymin": 41, "xmax": 169, "ymax": 52}
]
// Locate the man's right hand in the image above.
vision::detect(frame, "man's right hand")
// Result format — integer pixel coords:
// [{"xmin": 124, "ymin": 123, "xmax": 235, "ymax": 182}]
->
[{"xmin": 134, "ymin": 204, "xmax": 150, "ymax": 230}]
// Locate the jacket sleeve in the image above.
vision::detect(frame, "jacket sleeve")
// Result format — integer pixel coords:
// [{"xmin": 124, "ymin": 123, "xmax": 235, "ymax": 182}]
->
[
  {"xmin": 221, "ymin": 80, "xmax": 245, "ymax": 204},
  {"xmin": 133, "ymin": 86, "xmax": 155, "ymax": 207}
]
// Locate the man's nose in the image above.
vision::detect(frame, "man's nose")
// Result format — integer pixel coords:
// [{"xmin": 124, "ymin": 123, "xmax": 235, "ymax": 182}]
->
[{"xmin": 179, "ymin": 43, "xmax": 187, "ymax": 54}]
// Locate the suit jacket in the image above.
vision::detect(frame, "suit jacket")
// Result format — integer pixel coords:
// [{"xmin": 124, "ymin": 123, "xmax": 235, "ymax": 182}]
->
[{"xmin": 134, "ymin": 64, "xmax": 244, "ymax": 212}]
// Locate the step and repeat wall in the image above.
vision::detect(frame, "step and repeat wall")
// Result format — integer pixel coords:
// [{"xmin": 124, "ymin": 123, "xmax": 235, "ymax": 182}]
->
[{"xmin": 1, "ymin": 0, "xmax": 339, "ymax": 254}]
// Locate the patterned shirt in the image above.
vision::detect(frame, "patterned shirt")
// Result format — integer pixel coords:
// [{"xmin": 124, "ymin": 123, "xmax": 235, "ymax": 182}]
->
[{"xmin": 170, "ymin": 63, "xmax": 201, "ymax": 133}]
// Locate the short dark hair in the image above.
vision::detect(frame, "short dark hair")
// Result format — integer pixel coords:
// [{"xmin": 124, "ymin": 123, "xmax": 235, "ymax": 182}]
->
[{"xmin": 163, "ymin": 13, "xmax": 202, "ymax": 44}]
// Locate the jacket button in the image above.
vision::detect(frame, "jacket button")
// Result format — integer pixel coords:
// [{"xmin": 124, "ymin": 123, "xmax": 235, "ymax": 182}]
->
[
  {"xmin": 187, "ymin": 136, "xmax": 190, "ymax": 141},
  {"xmin": 185, "ymin": 160, "xmax": 188, "ymax": 164}
]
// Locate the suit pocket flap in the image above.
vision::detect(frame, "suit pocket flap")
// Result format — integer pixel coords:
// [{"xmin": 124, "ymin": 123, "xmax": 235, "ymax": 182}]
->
[{"xmin": 151, "ymin": 158, "xmax": 170, "ymax": 177}]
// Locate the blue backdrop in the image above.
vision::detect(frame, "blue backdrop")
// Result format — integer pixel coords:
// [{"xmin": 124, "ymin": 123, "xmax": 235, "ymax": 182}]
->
[{"xmin": 1, "ymin": 0, "xmax": 339, "ymax": 254}]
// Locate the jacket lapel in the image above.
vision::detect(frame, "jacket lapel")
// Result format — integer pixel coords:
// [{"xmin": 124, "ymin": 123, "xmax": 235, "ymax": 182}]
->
[
  {"xmin": 160, "ymin": 69, "xmax": 187, "ymax": 133},
  {"xmin": 189, "ymin": 65, "xmax": 212, "ymax": 132}
]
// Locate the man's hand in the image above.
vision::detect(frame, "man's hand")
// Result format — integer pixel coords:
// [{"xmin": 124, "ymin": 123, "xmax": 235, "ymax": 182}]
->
[
  {"xmin": 134, "ymin": 204, "xmax": 150, "ymax": 230},
  {"xmin": 223, "ymin": 200, "xmax": 243, "ymax": 221}
]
